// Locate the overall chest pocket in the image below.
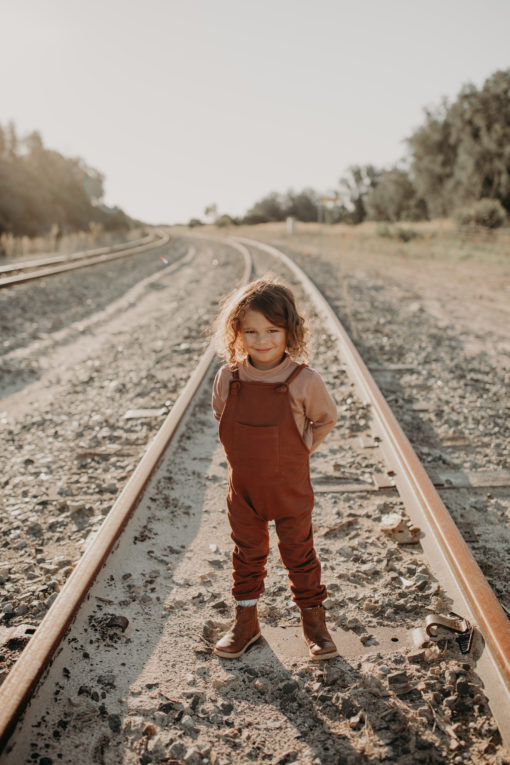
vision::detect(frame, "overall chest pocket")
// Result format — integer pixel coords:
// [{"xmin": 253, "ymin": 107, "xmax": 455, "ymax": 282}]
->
[{"xmin": 232, "ymin": 422, "xmax": 279, "ymax": 475}]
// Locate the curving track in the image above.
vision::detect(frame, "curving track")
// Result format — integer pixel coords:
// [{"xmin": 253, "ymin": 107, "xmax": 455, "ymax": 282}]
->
[
  {"xmin": 0, "ymin": 230, "xmax": 170, "ymax": 289},
  {"xmin": 0, "ymin": 236, "xmax": 509, "ymax": 763}
]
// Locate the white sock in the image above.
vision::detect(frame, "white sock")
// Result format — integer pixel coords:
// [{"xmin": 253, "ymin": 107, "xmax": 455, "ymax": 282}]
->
[{"xmin": 237, "ymin": 599, "xmax": 258, "ymax": 607}]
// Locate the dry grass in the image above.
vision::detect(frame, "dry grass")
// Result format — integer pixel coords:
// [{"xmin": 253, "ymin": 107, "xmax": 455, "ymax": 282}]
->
[
  {"xmin": 0, "ymin": 224, "xmax": 147, "ymax": 261},
  {"xmin": 179, "ymin": 219, "xmax": 510, "ymax": 266}
]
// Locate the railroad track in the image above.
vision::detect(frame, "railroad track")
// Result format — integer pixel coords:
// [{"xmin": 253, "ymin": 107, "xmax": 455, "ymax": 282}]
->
[
  {"xmin": 0, "ymin": 230, "xmax": 170, "ymax": 288},
  {"xmin": 0, "ymin": 236, "xmax": 509, "ymax": 762}
]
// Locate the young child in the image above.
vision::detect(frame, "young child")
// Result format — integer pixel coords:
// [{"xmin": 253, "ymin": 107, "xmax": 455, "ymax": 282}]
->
[{"xmin": 211, "ymin": 277, "xmax": 338, "ymax": 660}]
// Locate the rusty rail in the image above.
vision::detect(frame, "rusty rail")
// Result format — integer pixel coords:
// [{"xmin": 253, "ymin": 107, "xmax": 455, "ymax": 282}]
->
[
  {"xmin": 235, "ymin": 235, "xmax": 510, "ymax": 749},
  {"xmin": 0, "ymin": 239, "xmax": 252, "ymax": 753},
  {"xmin": 0, "ymin": 229, "xmax": 170, "ymax": 288}
]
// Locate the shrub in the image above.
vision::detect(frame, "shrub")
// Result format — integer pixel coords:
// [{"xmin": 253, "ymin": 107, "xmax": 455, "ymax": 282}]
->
[
  {"xmin": 395, "ymin": 227, "xmax": 420, "ymax": 242},
  {"xmin": 453, "ymin": 207, "xmax": 475, "ymax": 227},
  {"xmin": 455, "ymin": 199, "xmax": 507, "ymax": 229},
  {"xmin": 376, "ymin": 223, "xmax": 421, "ymax": 242},
  {"xmin": 188, "ymin": 218, "xmax": 203, "ymax": 228},
  {"xmin": 376, "ymin": 223, "xmax": 393, "ymax": 238},
  {"xmin": 215, "ymin": 214, "xmax": 237, "ymax": 228},
  {"xmin": 472, "ymin": 199, "xmax": 506, "ymax": 228}
]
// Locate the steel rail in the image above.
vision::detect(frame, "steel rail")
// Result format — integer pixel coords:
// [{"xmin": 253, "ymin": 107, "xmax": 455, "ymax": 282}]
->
[
  {"xmin": 235, "ymin": 235, "xmax": 510, "ymax": 749},
  {"xmin": 0, "ymin": 239, "xmax": 252, "ymax": 753},
  {"xmin": 0, "ymin": 229, "xmax": 170, "ymax": 289},
  {"xmin": 0, "ymin": 233, "xmax": 155, "ymax": 275}
]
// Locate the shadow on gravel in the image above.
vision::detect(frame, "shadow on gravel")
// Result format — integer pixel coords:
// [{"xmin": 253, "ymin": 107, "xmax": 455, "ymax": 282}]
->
[
  {"xmin": 0, "ymin": 360, "xmax": 41, "ymax": 398},
  {"xmin": 206, "ymin": 642, "xmax": 442, "ymax": 764},
  {"xmin": 1, "ymin": 386, "xmax": 218, "ymax": 764}
]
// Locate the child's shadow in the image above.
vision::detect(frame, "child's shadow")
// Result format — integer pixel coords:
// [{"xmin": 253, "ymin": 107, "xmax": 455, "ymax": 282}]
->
[{"xmin": 201, "ymin": 633, "xmax": 424, "ymax": 764}]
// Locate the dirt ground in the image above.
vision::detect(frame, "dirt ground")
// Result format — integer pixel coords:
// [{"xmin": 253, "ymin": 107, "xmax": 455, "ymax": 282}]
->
[{"xmin": 1, "ymin": 225, "xmax": 510, "ymax": 763}]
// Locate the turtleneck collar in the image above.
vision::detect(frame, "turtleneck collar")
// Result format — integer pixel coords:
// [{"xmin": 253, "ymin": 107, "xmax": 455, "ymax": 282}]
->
[{"xmin": 240, "ymin": 354, "xmax": 293, "ymax": 379}]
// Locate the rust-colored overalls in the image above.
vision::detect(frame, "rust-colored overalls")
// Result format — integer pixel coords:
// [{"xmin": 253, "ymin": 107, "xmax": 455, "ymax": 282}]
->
[{"xmin": 218, "ymin": 364, "xmax": 327, "ymax": 609}]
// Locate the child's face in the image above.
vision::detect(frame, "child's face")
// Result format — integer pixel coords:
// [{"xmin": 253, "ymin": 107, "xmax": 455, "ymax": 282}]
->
[{"xmin": 239, "ymin": 310, "xmax": 287, "ymax": 370}]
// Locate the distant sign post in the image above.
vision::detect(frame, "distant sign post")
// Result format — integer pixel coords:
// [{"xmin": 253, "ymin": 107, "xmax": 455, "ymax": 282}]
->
[
  {"xmin": 320, "ymin": 196, "xmax": 340, "ymax": 222},
  {"xmin": 286, "ymin": 216, "xmax": 295, "ymax": 235}
]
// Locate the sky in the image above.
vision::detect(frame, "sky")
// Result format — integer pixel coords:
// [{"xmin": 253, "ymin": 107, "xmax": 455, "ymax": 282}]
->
[{"xmin": 2, "ymin": 0, "xmax": 510, "ymax": 225}]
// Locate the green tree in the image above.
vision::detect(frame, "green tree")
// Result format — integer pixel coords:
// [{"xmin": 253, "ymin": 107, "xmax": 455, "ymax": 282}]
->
[
  {"xmin": 406, "ymin": 101, "xmax": 454, "ymax": 217},
  {"xmin": 78, "ymin": 161, "xmax": 104, "ymax": 204},
  {"xmin": 338, "ymin": 164, "xmax": 381, "ymax": 223},
  {"xmin": 25, "ymin": 130, "xmax": 44, "ymax": 156},
  {"xmin": 242, "ymin": 192, "xmax": 285, "ymax": 224},
  {"xmin": 282, "ymin": 188, "xmax": 319, "ymax": 222},
  {"xmin": 6, "ymin": 121, "xmax": 19, "ymax": 159},
  {"xmin": 204, "ymin": 203, "xmax": 218, "ymax": 222},
  {"xmin": 407, "ymin": 69, "xmax": 510, "ymax": 215},
  {"xmin": 449, "ymin": 70, "xmax": 510, "ymax": 211},
  {"xmin": 365, "ymin": 166, "xmax": 427, "ymax": 221},
  {"xmin": 0, "ymin": 121, "xmax": 132, "ymax": 235}
]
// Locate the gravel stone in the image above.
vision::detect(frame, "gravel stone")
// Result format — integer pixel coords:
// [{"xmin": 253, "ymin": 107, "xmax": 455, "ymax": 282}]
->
[{"xmin": 1, "ymin": 230, "xmax": 508, "ymax": 764}]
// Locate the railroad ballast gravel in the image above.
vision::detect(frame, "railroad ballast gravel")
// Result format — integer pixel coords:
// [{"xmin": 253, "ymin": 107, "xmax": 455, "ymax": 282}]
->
[
  {"xmin": 0, "ymin": 236, "xmax": 244, "ymax": 670},
  {"xmin": 265, "ymin": 231, "xmax": 510, "ymax": 618},
  {"xmin": 1, "ymin": 232, "xmax": 509, "ymax": 763}
]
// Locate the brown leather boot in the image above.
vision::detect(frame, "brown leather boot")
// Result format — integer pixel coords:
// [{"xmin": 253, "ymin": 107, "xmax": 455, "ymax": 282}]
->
[
  {"xmin": 300, "ymin": 605, "xmax": 338, "ymax": 660},
  {"xmin": 213, "ymin": 605, "xmax": 261, "ymax": 658}
]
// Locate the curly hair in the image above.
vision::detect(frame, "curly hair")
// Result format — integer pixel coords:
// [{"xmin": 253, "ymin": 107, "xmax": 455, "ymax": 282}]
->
[{"xmin": 212, "ymin": 277, "xmax": 309, "ymax": 367}]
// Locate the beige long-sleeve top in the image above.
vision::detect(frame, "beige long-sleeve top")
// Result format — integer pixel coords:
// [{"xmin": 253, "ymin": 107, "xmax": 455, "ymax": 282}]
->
[{"xmin": 212, "ymin": 356, "xmax": 337, "ymax": 453}]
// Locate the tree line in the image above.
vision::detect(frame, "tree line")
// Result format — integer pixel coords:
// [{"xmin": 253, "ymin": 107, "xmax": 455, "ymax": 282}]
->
[
  {"xmin": 200, "ymin": 68, "xmax": 510, "ymax": 229},
  {"xmin": 0, "ymin": 123, "xmax": 134, "ymax": 236}
]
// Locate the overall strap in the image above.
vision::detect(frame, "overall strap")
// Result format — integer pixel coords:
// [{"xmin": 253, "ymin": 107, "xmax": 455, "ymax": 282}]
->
[
  {"xmin": 284, "ymin": 363, "xmax": 308, "ymax": 385},
  {"xmin": 229, "ymin": 367, "xmax": 241, "ymax": 395}
]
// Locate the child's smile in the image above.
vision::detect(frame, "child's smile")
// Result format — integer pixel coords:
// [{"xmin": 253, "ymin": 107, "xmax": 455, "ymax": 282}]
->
[{"xmin": 240, "ymin": 310, "xmax": 287, "ymax": 370}]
